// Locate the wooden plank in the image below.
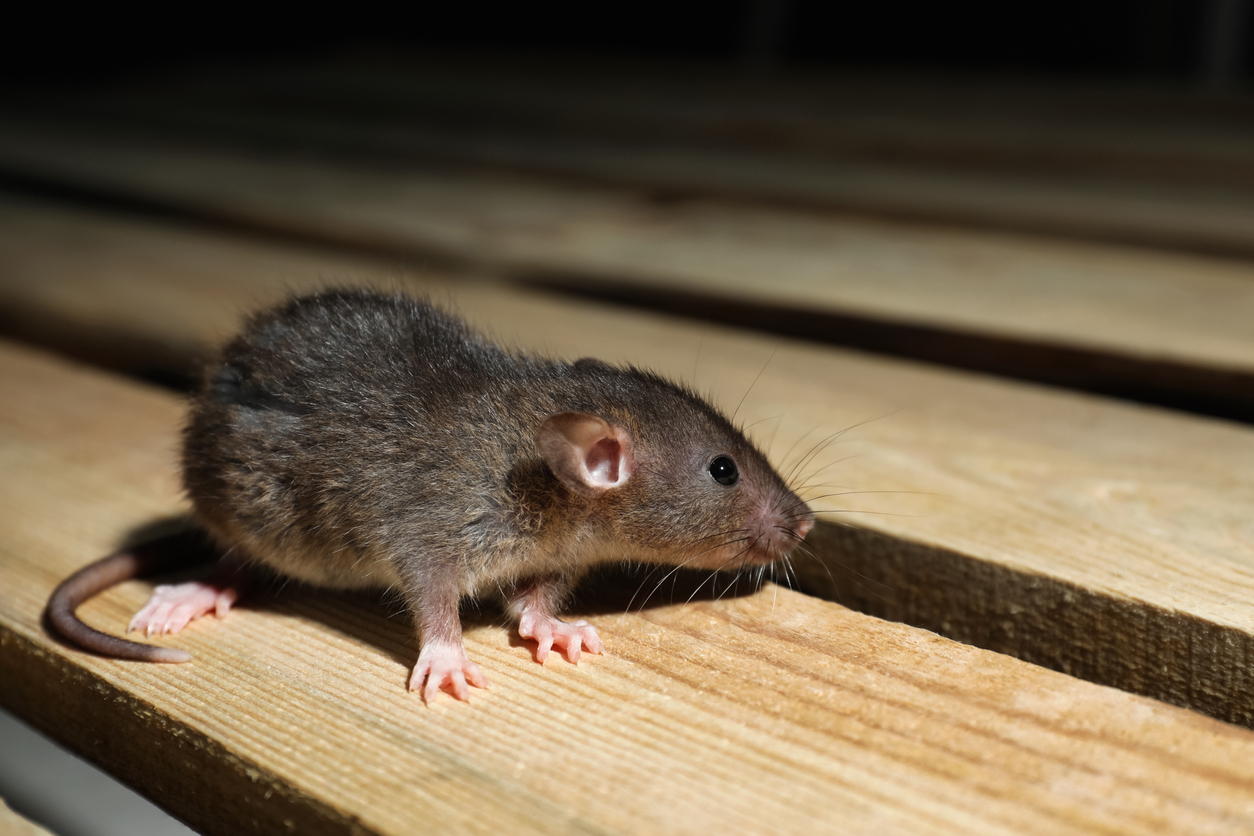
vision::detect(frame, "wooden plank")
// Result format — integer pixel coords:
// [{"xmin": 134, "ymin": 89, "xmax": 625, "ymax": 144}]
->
[
  {"xmin": 181, "ymin": 55, "xmax": 1254, "ymax": 189},
  {"xmin": 0, "ymin": 797, "xmax": 54, "ymax": 836},
  {"xmin": 0, "ymin": 706, "xmax": 195, "ymax": 836},
  {"xmin": 0, "ymin": 801, "xmax": 55, "ymax": 836},
  {"xmin": 2, "ymin": 124, "xmax": 1254, "ymax": 418},
  {"xmin": 22, "ymin": 65, "xmax": 1254, "ymax": 257},
  {"xmin": 4, "ymin": 195, "xmax": 1254, "ymax": 730},
  {"xmin": 6, "ymin": 340, "xmax": 1254, "ymax": 835}
]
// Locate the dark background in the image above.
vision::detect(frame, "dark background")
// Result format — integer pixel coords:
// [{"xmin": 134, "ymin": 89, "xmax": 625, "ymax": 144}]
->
[{"xmin": 2, "ymin": 1, "xmax": 1249, "ymax": 89}]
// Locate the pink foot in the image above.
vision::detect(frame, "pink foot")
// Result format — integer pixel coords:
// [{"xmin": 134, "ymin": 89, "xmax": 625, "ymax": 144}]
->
[
  {"xmin": 128, "ymin": 581, "xmax": 238, "ymax": 637},
  {"xmin": 518, "ymin": 612, "xmax": 604, "ymax": 664},
  {"xmin": 408, "ymin": 643, "xmax": 488, "ymax": 704}
]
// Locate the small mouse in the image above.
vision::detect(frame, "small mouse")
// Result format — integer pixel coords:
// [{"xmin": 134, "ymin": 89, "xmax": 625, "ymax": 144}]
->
[{"xmin": 47, "ymin": 290, "xmax": 815, "ymax": 702}]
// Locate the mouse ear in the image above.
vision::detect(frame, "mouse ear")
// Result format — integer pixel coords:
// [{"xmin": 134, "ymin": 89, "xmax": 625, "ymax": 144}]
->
[{"xmin": 537, "ymin": 412, "xmax": 635, "ymax": 498}]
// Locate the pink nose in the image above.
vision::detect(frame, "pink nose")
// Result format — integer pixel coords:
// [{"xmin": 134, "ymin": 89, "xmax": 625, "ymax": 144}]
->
[{"xmin": 794, "ymin": 515, "xmax": 814, "ymax": 540}]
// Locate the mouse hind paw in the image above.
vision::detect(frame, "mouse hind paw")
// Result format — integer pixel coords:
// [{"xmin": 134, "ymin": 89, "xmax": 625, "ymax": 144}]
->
[
  {"xmin": 518, "ymin": 612, "xmax": 604, "ymax": 665},
  {"xmin": 129, "ymin": 581, "xmax": 238, "ymax": 637},
  {"xmin": 408, "ymin": 643, "xmax": 489, "ymax": 704}
]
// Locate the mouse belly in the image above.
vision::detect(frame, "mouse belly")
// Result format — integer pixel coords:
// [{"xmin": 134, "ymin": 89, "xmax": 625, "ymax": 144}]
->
[
  {"xmin": 193, "ymin": 500, "xmax": 404, "ymax": 593},
  {"xmin": 218, "ymin": 517, "xmax": 405, "ymax": 591},
  {"xmin": 244, "ymin": 538, "xmax": 404, "ymax": 591}
]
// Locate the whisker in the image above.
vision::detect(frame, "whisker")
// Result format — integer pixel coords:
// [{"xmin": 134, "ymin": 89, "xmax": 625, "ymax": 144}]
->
[
  {"xmin": 766, "ymin": 413, "xmax": 785, "ymax": 460},
  {"xmin": 788, "ymin": 536, "xmax": 896, "ymax": 601},
  {"xmin": 805, "ymin": 508, "xmax": 926, "ymax": 519},
  {"xmin": 789, "ymin": 434, "xmax": 863, "ymax": 489},
  {"xmin": 733, "ymin": 350, "xmax": 776, "ymax": 424},
  {"xmin": 781, "ymin": 556, "xmax": 799, "ymax": 591},
  {"xmin": 630, "ymin": 536, "xmax": 751, "ymax": 613},
  {"xmin": 784, "ymin": 427, "xmax": 853, "ymax": 485},
  {"xmin": 771, "ymin": 565, "xmax": 780, "ymax": 615},
  {"xmin": 784, "ymin": 407, "xmax": 905, "ymax": 485},
  {"xmin": 789, "ymin": 541, "xmax": 842, "ymax": 599},
  {"xmin": 685, "ymin": 540, "xmax": 759, "ymax": 606},
  {"xmin": 793, "ymin": 456, "xmax": 865, "ymax": 488},
  {"xmin": 804, "ymin": 489, "xmax": 946, "ymax": 499},
  {"xmin": 744, "ymin": 413, "xmax": 783, "ymax": 432},
  {"xmin": 624, "ymin": 524, "xmax": 754, "ymax": 607}
]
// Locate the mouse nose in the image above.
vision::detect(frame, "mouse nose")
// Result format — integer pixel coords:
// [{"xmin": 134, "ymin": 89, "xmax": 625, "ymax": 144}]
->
[{"xmin": 794, "ymin": 515, "xmax": 814, "ymax": 540}]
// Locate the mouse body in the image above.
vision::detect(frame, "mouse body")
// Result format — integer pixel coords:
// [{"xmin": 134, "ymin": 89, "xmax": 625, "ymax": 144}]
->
[{"xmin": 48, "ymin": 290, "xmax": 814, "ymax": 702}]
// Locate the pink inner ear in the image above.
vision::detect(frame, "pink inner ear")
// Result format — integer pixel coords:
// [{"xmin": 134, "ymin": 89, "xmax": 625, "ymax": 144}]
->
[
  {"xmin": 584, "ymin": 438, "xmax": 622, "ymax": 487},
  {"xmin": 536, "ymin": 411, "xmax": 635, "ymax": 497}
]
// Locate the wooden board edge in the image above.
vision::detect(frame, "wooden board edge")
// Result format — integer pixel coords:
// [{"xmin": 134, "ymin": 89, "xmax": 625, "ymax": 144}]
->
[
  {"xmin": 797, "ymin": 521, "xmax": 1254, "ymax": 728},
  {"xmin": 0, "ymin": 626, "xmax": 358, "ymax": 836}
]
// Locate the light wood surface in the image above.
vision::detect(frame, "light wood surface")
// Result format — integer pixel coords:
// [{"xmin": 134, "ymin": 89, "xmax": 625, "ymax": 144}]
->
[
  {"xmin": 2, "ymin": 123, "xmax": 1254, "ymax": 415},
  {"xmin": 5, "ymin": 195, "xmax": 1254, "ymax": 729},
  {"xmin": 5, "ymin": 338, "xmax": 1254, "ymax": 834},
  {"xmin": 0, "ymin": 800, "xmax": 54, "ymax": 836}
]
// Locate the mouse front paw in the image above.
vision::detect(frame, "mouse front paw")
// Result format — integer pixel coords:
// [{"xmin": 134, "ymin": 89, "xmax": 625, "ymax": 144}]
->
[
  {"xmin": 129, "ymin": 581, "xmax": 238, "ymax": 637},
  {"xmin": 518, "ymin": 612, "xmax": 604, "ymax": 665},
  {"xmin": 408, "ymin": 643, "xmax": 489, "ymax": 704}
]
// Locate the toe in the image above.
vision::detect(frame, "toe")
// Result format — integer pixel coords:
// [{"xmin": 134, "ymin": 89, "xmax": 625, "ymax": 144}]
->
[
  {"xmin": 422, "ymin": 671, "xmax": 445, "ymax": 705},
  {"xmin": 449, "ymin": 669, "xmax": 469, "ymax": 702},
  {"xmin": 525, "ymin": 618, "xmax": 555, "ymax": 664},
  {"xmin": 147, "ymin": 603, "xmax": 175, "ymax": 636},
  {"xmin": 214, "ymin": 589, "xmax": 238, "ymax": 618},
  {"xmin": 407, "ymin": 661, "xmax": 430, "ymax": 693},
  {"xmin": 163, "ymin": 603, "xmax": 197, "ymax": 635},
  {"xmin": 536, "ymin": 633, "xmax": 554, "ymax": 664},
  {"xmin": 465, "ymin": 662, "xmax": 488, "ymax": 689}
]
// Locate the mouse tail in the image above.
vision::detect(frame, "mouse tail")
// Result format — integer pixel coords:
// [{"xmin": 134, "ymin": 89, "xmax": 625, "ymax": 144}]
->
[{"xmin": 46, "ymin": 532, "xmax": 210, "ymax": 663}]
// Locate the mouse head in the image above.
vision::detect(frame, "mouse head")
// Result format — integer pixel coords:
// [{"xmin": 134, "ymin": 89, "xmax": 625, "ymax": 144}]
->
[{"xmin": 536, "ymin": 373, "xmax": 814, "ymax": 571}]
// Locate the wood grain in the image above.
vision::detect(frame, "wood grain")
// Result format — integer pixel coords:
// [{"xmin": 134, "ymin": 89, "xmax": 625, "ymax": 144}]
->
[
  {"xmin": 2, "ymin": 123, "xmax": 1254, "ymax": 416},
  {"xmin": 5, "ymin": 339, "xmax": 1254, "ymax": 834},
  {"xmin": 4, "ymin": 195, "xmax": 1254, "ymax": 730}
]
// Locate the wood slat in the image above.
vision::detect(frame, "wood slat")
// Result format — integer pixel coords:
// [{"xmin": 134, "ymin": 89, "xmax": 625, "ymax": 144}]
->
[
  {"xmin": 4, "ymin": 194, "xmax": 1254, "ymax": 730},
  {"xmin": 178, "ymin": 55, "xmax": 1254, "ymax": 189},
  {"xmin": 0, "ymin": 801, "xmax": 54, "ymax": 836},
  {"xmin": 22, "ymin": 62, "xmax": 1254, "ymax": 257},
  {"xmin": 2, "ymin": 120, "xmax": 1254, "ymax": 418},
  {"xmin": 5, "ymin": 337, "xmax": 1254, "ymax": 835}
]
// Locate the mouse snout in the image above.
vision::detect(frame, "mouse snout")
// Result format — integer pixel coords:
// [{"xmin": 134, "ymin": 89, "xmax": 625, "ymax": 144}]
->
[
  {"xmin": 776, "ymin": 507, "xmax": 814, "ymax": 555},
  {"xmin": 740, "ymin": 498, "xmax": 814, "ymax": 564}
]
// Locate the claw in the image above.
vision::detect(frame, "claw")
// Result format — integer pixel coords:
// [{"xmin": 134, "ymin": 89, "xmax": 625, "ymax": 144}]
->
[{"xmin": 408, "ymin": 643, "xmax": 488, "ymax": 705}]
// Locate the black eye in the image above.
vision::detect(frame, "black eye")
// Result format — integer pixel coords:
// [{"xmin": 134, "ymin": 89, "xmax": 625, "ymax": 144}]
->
[{"xmin": 708, "ymin": 456, "xmax": 739, "ymax": 486}]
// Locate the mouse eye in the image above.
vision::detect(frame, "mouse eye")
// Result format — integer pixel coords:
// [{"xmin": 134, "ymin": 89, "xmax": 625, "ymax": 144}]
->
[{"xmin": 708, "ymin": 456, "xmax": 739, "ymax": 486}]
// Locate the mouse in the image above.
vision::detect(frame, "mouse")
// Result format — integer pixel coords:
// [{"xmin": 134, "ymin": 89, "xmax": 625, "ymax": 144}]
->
[{"xmin": 47, "ymin": 289, "xmax": 815, "ymax": 703}]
